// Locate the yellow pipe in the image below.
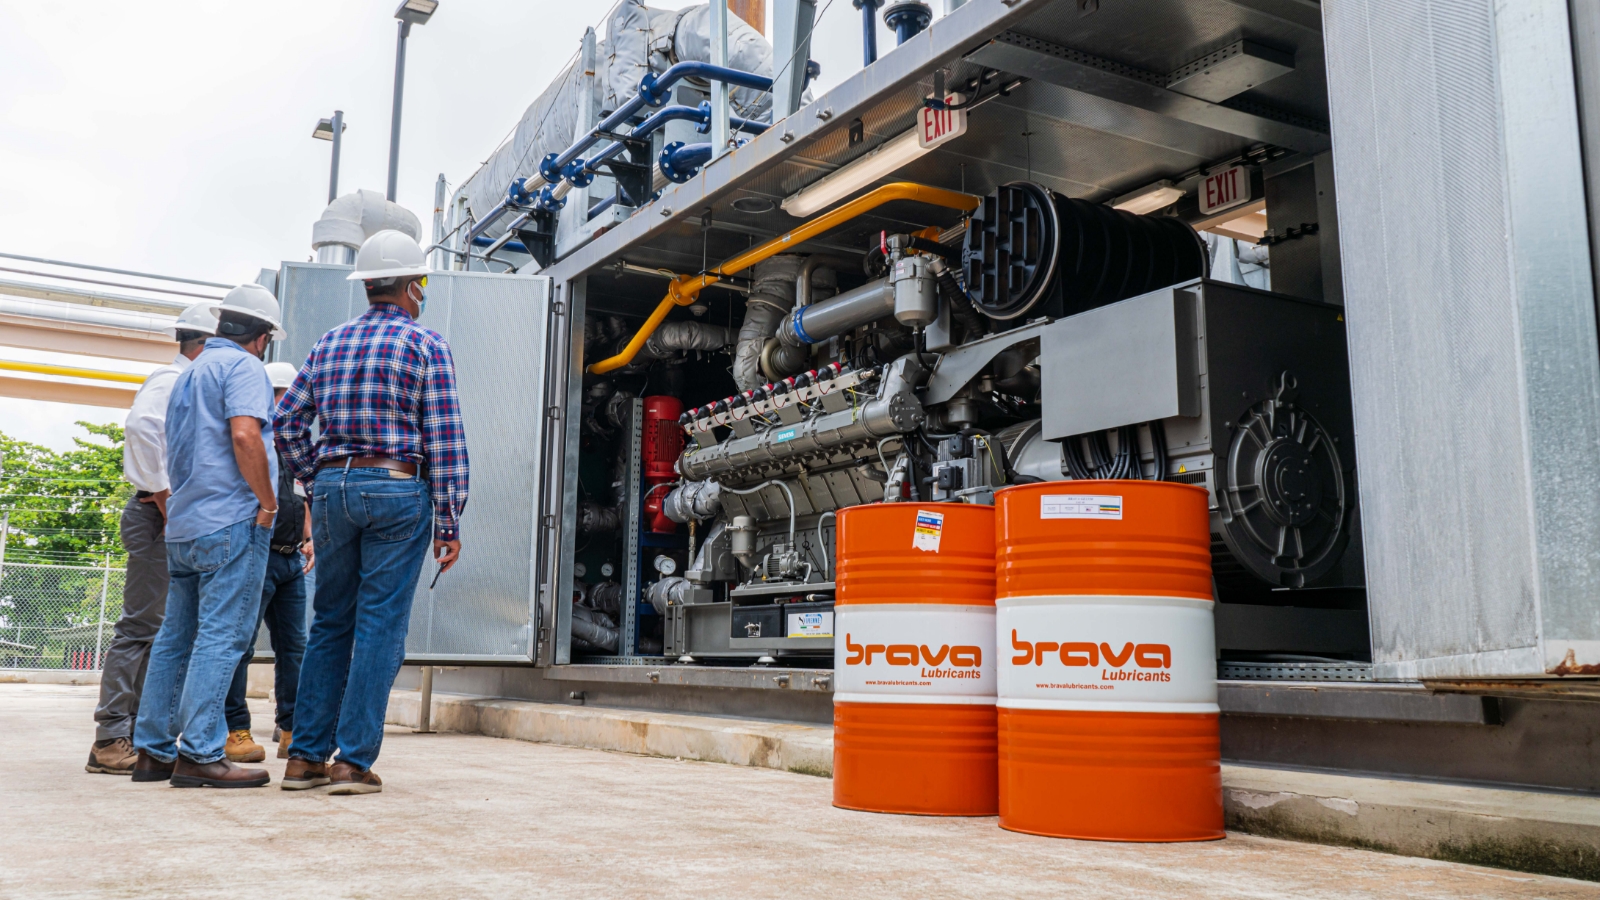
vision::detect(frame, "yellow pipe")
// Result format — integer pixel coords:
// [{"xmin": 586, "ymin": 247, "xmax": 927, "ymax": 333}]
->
[
  {"xmin": 587, "ymin": 182, "xmax": 980, "ymax": 374},
  {"xmin": 0, "ymin": 359, "xmax": 146, "ymax": 385}
]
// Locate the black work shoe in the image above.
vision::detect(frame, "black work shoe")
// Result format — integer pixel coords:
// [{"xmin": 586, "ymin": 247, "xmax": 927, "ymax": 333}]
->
[{"xmin": 131, "ymin": 750, "xmax": 176, "ymax": 783}]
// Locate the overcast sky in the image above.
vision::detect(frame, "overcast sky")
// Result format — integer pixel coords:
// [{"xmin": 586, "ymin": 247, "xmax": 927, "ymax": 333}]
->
[{"xmin": 0, "ymin": 0, "xmax": 895, "ymax": 450}]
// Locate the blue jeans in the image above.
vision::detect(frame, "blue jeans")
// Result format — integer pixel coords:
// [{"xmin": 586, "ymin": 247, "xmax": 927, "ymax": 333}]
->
[
  {"xmin": 133, "ymin": 517, "xmax": 270, "ymax": 764},
  {"xmin": 224, "ymin": 550, "xmax": 308, "ymax": 732},
  {"xmin": 293, "ymin": 468, "xmax": 432, "ymax": 770}
]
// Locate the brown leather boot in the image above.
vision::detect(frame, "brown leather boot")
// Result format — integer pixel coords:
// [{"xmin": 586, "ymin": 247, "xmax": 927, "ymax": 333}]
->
[
  {"xmin": 170, "ymin": 755, "xmax": 270, "ymax": 788},
  {"xmin": 85, "ymin": 737, "xmax": 138, "ymax": 775},
  {"xmin": 130, "ymin": 750, "xmax": 176, "ymax": 783},
  {"xmin": 281, "ymin": 758, "xmax": 330, "ymax": 791},
  {"xmin": 276, "ymin": 729, "xmax": 293, "ymax": 760},
  {"xmin": 327, "ymin": 760, "xmax": 383, "ymax": 795}
]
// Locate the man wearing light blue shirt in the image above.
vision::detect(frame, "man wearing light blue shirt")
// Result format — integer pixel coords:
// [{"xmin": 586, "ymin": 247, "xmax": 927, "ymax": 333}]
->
[{"xmin": 131, "ymin": 284, "xmax": 285, "ymax": 789}]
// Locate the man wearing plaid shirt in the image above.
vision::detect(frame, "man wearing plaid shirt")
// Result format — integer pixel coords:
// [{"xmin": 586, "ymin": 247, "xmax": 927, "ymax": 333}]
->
[{"xmin": 273, "ymin": 230, "xmax": 467, "ymax": 795}]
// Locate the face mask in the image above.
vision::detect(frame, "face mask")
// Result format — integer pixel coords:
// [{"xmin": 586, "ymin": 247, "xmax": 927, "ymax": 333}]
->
[{"xmin": 409, "ymin": 280, "xmax": 427, "ymax": 318}]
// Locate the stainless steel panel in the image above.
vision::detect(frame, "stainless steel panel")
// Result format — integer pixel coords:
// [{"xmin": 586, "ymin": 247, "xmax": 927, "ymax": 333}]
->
[
  {"xmin": 1324, "ymin": 0, "xmax": 1600, "ymax": 678},
  {"xmin": 272, "ymin": 262, "xmax": 364, "ymax": 367},
  {"xmin": 274, "ymin": 265, "xmax": 553, "ymax": 663},
  {"xmin": 406, "ymin": 272, "xmax": 551, "ymax": 662},
  {"xmin": 1039, "ymin": 288, "xmax": 1199, "ymax": 439}
]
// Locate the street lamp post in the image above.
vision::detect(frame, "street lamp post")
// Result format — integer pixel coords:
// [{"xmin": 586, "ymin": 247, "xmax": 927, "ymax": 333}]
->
[
  {"xmin": 387, "ymin": 0, "xmax": 438, "ymax": 202},
  {"xmin": 312, "ymin": 110, "xmax": 345, "ymax": 204}
]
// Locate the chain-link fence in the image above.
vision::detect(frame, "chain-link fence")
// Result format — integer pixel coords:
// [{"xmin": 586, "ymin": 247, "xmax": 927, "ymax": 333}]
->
[{"xmin": 0, "ymin": 560, "xmax": 125, "ymax": 670}]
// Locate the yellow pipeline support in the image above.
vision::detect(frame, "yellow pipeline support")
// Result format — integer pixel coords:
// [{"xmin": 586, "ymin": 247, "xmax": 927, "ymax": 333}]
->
[
  {"xmin": 0, "ymin": 359, "xmax": 147, "ymax": 385},
  {"xmin": 587, "ymin": 182, "xmax": 980, "ymax": 374}
]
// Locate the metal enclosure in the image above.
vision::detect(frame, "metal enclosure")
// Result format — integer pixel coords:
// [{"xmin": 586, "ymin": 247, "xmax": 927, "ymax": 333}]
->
[
  {"xmin": 274, "ymin": 264, "xmax": 554, "ymax": 663},
  {"xmin": 1323, "ymin": 0, "xmax": 1600, "ymax": 680}
]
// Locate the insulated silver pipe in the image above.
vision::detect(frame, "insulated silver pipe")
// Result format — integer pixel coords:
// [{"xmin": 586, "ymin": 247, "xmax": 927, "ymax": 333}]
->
[
  {"xmin": 316, "ymin": 245, "xmax": 357, "ymax": 265},
  {"xmin": 777, "ymin": 277, "xmax": 893, "ymax": 346}
]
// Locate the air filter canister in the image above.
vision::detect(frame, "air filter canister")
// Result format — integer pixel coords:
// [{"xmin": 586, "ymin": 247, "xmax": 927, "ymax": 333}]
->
[
  {"xmin": 962, "ymin": 181, "xmax": 1207, "ymax": 322},
  {"xmin": 994, "ymin": 480, "xmax": 1222, "ymax": 842},
  {"xmin": 833, "ymin": 502, "xmax": 997, "ymax": 816}
]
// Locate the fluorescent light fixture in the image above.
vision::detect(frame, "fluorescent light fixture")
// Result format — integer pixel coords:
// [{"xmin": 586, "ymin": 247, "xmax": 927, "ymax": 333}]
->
[
  {"xmin": 1111, "ymin": 180, "xmax": 1185, "ymax": 215},
  {"xmin": 311, "ymin": 118, "xmax": 345, "ymax": 141},
  {"xmin": 395, "ymin": 0, "xmax": 438, "ymax": 25},
  {"xmin": 781, "ymin": 129, "xmax": 927, "ymax": 218}
]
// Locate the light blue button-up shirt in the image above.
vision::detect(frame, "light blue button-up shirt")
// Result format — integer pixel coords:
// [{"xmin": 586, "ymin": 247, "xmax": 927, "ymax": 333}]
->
[{"xmin": 164, "ymin": 338, "xmax": 278, "ymax": 543}]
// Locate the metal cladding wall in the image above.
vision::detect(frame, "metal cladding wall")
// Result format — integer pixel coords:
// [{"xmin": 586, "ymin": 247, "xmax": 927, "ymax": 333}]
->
[
  {"xmin": 1323, "ymin": 0, "xmax": 1600, "ymax": 678},
  {"xmin": 275, "ymin": 265, "xmax": 553, "ymax": 663}
]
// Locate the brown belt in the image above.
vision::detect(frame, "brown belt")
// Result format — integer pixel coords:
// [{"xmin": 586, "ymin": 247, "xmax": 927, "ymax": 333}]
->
[{"xmin": 318, "ymin": 456, "xmax": 418, "ymax": 476}]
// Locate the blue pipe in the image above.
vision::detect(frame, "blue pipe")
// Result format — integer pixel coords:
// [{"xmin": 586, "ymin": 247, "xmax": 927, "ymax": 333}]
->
[
  {"xmin": 883, "ymin": 1, "xmax": 931, "ymax": 44},
  {"xmin": 853, "ymin": 0, "xmax": 883, "ymax": 66},
  {"xmin": 470, "ymin": 63, "xmax": 777, "ymax": 247},
  {"xmin": 658, "ymin": 142, "xmax": 715, "ymax": 184},
  {"xmin": 472, "ymin": 235, "xmax": 530, "ymax": 254},
  {"xmin": 587, "ymin": 195, "xmax": 619, "ymax": 221},
  {"xmin": 546, "ymin": 62, "xmax": 774, "ymax": 183}
]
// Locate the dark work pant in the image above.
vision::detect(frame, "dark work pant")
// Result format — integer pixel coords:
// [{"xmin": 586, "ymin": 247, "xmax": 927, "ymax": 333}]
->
[
  {"xmin": 224, "ymin": 549, "xmax": 309, "ymax": 732},
  {"xmin": 93, "ymin": 496, "xmax": 168, "ymax": 742},
  {"xmin": 293, "ymin": 468, "xmax": 432, "ymax": 771}
]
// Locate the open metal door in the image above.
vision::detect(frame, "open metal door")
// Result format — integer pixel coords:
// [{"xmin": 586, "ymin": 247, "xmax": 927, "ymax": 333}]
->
[{"xmin": 275, "ymin": 263, "xmax": 552, "ymax": 663}]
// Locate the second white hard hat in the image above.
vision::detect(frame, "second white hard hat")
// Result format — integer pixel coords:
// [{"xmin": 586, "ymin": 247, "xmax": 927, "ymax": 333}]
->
[
  {"xmin": 165, "ymin": 301, "xmax": 219, "ymax": 339},
  {"xmin": 215, "ymin": 283, "xmax": 286, "ymax": 340},
  {"xmin": 264, "ymin": 361, "xmax": 298, "ymax": 390},
  {"xmin": 347, "ymin": 229, "xmax": 430, "ymax": 281}
]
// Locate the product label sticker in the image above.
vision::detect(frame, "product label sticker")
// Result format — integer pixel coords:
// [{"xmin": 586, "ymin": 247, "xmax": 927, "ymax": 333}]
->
[
  {"xmin": 773, "ymin": 427, "xmax": 798, "ymax": 443},
  {"xmin": 787, "ymin": 611, "xmax": 833, "ymax": 638},
  {"xmin": 912, "ymin": 509, "xmax": 945, "ymax": 552},
  {"xmin": 1041, "ymin": 494, "xmax": 1123, "ymax": 520}
]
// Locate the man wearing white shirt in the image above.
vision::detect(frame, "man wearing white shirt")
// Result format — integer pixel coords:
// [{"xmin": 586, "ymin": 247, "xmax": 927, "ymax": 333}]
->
[{"xmin": 86, "ymin": 302, "xmax": 217, "ymax": 775}]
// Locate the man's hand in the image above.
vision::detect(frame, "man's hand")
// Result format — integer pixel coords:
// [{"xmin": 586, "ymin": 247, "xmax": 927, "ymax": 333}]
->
[
  {"xmin": 434, "ymin": 538, "xmax": 462, "ymax": 573},
  {"xmin": 302, "ymin": 536, "xmax": 315, "ymax": 573},
  {"xmin": 138, "ymin": 488, "xmax": 170, "ymax": 520},
  {"xmin": 254, "ymin": 505, "xmax": 276, "ymax": 528}
]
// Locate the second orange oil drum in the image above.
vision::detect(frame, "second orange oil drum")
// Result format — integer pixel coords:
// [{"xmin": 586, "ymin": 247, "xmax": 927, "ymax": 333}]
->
[
  {"xmin": 994, "ymin": 481, "xmax": 1223, "ymax": 841},
  {"xmin": 833, "ymin": 502, "xmax": 997, "ymax": 815}
]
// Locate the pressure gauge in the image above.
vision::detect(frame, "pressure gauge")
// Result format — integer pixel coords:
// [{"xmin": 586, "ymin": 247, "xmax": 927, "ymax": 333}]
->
[
  {"xmin": 654, "ymin": 555, "xmax": 678, "ymax": 576},
  {"xmin": 600, "ymin": 562, "xmax": 615, "ymax": 578},
  {"xmin": 573, "ymin": 562, "xmax": 587, "ymax": 579}
]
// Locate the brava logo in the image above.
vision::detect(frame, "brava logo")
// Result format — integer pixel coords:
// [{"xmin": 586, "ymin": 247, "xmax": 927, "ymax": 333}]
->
[
  {"xmin": 843, "ymin": 634, "xmax": 982, "ymax": 667},
  {"xmin": 1010, "ymin": 631, "xmax": 1171, "ymax": 669}
]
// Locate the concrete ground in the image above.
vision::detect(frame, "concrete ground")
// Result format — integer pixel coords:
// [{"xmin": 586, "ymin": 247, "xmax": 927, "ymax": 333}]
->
[{"xmin": 3, "ymin": 685, "xmax": 1594, "ymax": 900}]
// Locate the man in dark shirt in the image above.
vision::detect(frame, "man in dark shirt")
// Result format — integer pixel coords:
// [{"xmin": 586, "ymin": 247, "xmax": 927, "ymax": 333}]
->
[{"xmin": 222, "ymin": 362, "xmax": 314, "ymax": 763}]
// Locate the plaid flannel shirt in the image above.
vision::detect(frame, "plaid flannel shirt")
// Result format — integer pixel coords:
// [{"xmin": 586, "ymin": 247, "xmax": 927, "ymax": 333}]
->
[{"xmin": 274, "ymin": 303, "xmax": 469, "ymax": 541}]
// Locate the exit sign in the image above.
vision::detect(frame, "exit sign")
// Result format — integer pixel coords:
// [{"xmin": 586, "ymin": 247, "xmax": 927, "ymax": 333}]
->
[
  {"xmin": 917, "ymin": 103, "xmax": 968, "ymax": 149},
  {"xmin": 1200, "ymin": 165, "xmax": 1251, "ymax": 215}
]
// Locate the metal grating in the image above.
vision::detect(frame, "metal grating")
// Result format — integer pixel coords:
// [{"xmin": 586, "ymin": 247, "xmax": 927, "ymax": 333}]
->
[{"xmin": 1219, "ymin": 661, "xmax": 1374, "ymax": 682}]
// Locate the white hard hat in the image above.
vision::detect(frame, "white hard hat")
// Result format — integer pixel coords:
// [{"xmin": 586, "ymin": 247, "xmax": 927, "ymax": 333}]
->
[
  {"xmin": 215, "ymin": 283, "xmax": 286, "ymax": 340},
  {"xmin": 264, "ymin": 361, "xmax": 298, "ymax": 390},
  {"xmin": 165, "ymin": 301, "xmax": 219, "ymax": 339},
  {"xmin": 347, "ymin": 229, "xmax": 430, "ymax": 281}
]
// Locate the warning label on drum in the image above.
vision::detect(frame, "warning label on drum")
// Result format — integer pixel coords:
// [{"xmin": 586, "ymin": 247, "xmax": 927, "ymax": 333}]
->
[
  {"xmin": 912, "ymin": 509, "xmax": 945, "ymax": 552},
  {"xmin": 1040, "ymin": 494, "xmax": 1123, "ymax": 520}
]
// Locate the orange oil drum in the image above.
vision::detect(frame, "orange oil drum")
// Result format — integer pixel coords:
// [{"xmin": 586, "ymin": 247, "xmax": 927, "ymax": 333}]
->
[
  {"xmin": 833, "ymin": 502, "xmax": 997, "ymax": 815},
  {"xmin": 993, "ymin": 480, "xmax": 1222, "ymax": 841}
]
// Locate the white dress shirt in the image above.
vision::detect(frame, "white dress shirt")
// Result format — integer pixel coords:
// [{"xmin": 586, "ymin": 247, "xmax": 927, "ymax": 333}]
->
[{"xmin": 122, "ymin": 353, "xmax": 193, "ymax": 494}]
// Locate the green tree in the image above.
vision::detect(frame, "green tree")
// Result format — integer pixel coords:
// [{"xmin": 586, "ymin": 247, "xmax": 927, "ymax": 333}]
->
[
  {"xmin": 0, "ymin": 423, "xmax": 128, "ymax": 665},
  {"xmin": 0, "ymin": 422, "xmax": 129, "ymax": 566}
]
